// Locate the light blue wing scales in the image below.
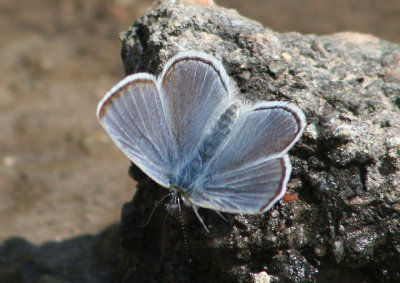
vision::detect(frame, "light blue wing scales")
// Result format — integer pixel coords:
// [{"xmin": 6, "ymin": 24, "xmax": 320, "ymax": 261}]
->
[
  {"xmin": 97, "ymin": 74, "xmax": 176, "ymax": 187},
  {"xmin": 160, "ymin": 52, "xmax": 234, "ymax": 165},
  {"xmin": 189, "ymin": 157, "xmax": 290, "ymax": 213},
  {"xmin": 188, "ymin": 102, "xmax": 306, "ymax": 214}
]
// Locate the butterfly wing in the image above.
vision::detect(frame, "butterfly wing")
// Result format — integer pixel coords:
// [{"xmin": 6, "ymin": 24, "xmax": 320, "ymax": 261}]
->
[
  {"xmin": 159, "ymin": 52, "xmax": 234, "ymax": 163},
  {"xmin": 97, "ymin": 50, "xmax": 306, "ymax": 214},
  {"xmin": 188, "ymin": 102, "xmax": 306, "ymax": 213},
  {"xmin": 97, "ymin": 74, "xmax": 176, "ymax": 187}
]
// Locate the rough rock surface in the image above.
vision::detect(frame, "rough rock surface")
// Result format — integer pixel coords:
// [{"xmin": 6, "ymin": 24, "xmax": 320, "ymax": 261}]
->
[{"xmin": 119, "ymin": 0, "xmax": 400, "ymax": 282}]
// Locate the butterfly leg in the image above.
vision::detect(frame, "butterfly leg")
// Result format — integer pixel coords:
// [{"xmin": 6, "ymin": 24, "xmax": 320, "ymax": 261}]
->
[{"xmin": 192, "ymin": 205, "xmax": 210, "ymax": 233}]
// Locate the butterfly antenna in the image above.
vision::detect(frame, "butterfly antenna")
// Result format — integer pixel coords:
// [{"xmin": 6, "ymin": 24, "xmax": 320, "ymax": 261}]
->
[
  {"xmin": 192, "ymin": 206, "xmax": 210, "ymax": 233},
  {"xmin": 177, "ymin": 196, "xmax": 192, "ymax": 262},
  {"xmin": 141, "ymin": 193, "xmax": 171, "ymax": 227}
]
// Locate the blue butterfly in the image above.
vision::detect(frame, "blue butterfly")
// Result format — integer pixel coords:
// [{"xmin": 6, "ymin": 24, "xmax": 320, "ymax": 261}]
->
[{"xmin": 97, "ymin": 51, "xmax": 306, "ymax": 226}]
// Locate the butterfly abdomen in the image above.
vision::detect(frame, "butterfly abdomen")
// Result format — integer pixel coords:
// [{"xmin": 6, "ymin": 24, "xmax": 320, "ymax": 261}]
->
[
  {"xmin": 198, "ymin": 103, "xmax": 239, "ymax": 162},
  {"xmin": 172, "ymin": 103, "xmax": 239, "ymax": 193}
]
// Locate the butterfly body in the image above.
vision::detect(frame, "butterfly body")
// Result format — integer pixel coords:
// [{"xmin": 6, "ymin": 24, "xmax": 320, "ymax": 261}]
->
[
  {"xmin": 97, "ymin": 51, "xmax": 306, "ymax": 215},
  {"xmin": 171, "ymin": 103, "xmax": 239, "ymax": 195}
]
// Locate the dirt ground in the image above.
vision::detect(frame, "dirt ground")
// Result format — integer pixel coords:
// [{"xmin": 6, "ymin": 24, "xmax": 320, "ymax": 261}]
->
[{"xmin": 1, "ymin": 0, "xmax": 399, "ymax": 245}]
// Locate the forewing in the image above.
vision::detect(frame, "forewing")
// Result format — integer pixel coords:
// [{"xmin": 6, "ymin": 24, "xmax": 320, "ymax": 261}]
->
[
  {"xmin": 159, "ymin": 51, "xmax": 233, "ymax": 161},
  {"xmin": 97, "ymin": 74, "xmax": 175, "ymax": 187},
  {"xmin": 189, "ymin": 102, "xmax": 306, "ymax": 213}
]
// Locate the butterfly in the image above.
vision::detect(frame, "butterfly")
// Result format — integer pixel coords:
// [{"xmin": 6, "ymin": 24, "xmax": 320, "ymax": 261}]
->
[{"xmin": 97, "ymin": 51, "xmax": 306, "ymax": 226}]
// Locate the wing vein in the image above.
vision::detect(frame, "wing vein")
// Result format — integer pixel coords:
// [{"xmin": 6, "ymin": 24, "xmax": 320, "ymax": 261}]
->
[
  {"xmin": 108, "ymin": 105, "xmax": 138, "ymax": 148},
  {"xmin": 139, "ymin": 85, "xmax": 165, "ymax": 160}
]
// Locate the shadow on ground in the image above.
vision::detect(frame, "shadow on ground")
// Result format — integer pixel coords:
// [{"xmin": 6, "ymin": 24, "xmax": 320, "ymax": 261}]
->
[{"xmin": 0, "ymin": 224, "xmax": 120, "ymax": 283}]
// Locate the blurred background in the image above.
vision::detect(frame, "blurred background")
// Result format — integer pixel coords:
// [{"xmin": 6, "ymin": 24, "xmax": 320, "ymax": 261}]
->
[{"xmin": 1, "ymin": 0, "xmax": 399, "ymax": 245}]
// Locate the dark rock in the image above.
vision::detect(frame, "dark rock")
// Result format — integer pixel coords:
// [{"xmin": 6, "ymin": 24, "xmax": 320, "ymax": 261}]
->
[{"xmin": 119, "ymin": 0, "xmax": 400, "ymax": 282}]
